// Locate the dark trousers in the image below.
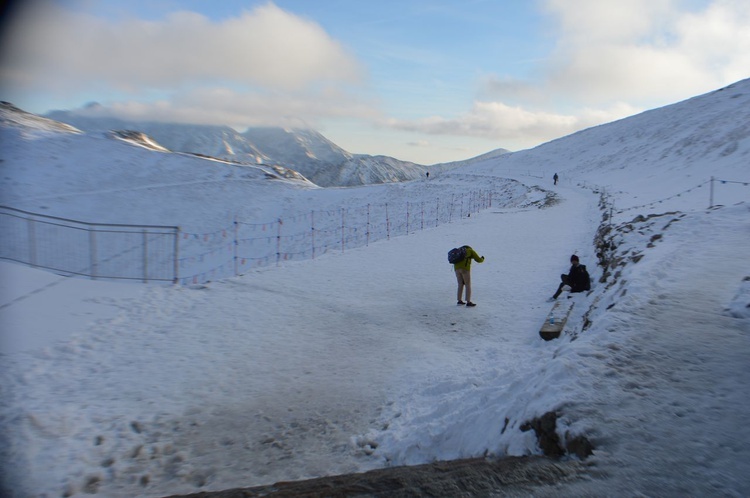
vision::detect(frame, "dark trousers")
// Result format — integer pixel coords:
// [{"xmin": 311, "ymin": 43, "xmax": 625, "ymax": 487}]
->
[{"xmin": 553, "ymin": 274, "xmax": 570, "ymax": 299}]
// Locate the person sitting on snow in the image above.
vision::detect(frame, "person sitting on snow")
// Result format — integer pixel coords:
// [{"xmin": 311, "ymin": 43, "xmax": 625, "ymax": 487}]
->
[{"xmin": 551, "ymin": 254, "xmax": 590, "ymax": 300}]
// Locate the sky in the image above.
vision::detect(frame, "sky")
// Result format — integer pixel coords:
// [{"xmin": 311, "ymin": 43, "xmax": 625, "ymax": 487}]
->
[{"xmin": 1, "ymin": 0, "xmax": 749, "ymax": 164}]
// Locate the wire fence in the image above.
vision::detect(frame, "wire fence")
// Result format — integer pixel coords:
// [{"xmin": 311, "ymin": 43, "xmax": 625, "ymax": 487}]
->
[
  {"xmin": 0, "ymin": 206, "xmax": 179, "ymax": 282},
  {"xmin": 177, "ymin": 189, "xmax": 494, "ymax": 284},
  {"xmin": 593, "ymin": 176, "xmax": 749, "ymax": 234},
  {"xmin": 0, "ymin": 188, "xmax": 496, "ymax": 285},
  {"xmin": 4, "ymin": 176, "xmax": 745, "ymax": 285},
  {"xmin": 596, "ymin": 176, "xmax": 749, "ymax": 217}
]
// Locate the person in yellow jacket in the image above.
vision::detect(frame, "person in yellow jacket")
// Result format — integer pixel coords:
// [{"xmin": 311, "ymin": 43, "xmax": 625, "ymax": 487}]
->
[{"xmin": 453, "ymin": 245, "xmax": 485, "ymax": 307}]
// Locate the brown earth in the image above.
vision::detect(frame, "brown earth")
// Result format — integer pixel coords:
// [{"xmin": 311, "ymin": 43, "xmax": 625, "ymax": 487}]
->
[{"xmin": 163, "ymin": 455, "xmax": 589, "ymax": 498}]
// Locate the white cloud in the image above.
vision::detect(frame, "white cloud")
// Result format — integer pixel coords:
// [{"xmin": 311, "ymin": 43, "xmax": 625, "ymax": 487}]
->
[
  {"xmin": 456, "ymin": 0, "xmax": 750, "ymax": 147},
  {"xmin": 407, "ymin": 140, "xmax": 432, "ymax": 147},
  {"xmin": 383, "ymin": 100, "xmax": 640, "ymax": 148},
  {"xmin": 71, "ymin": 85, "xmax": 380, "ymax": 131},
  {"xmin": 0, "ymin": 2, "xmax": 364, "ymax": 94},
  {"xmin": 675, "ymin": 0, "xmax": 750, "ymax": 83},
  {"xmin": 544, "ymin": 0, "xmax": 676, "ymax": 45},
  {"xmin": 540, "ymin": 0, "xmax": 750, "ymax": 105},
  {"xmin": 0, "ymin": 1, "xmax": 378, "ymax": 131}
]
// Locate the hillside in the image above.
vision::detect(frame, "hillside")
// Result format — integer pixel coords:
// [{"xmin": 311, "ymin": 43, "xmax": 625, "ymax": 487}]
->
[
  {"xmin": 43, "ymin": 110, "xmax": 442, "ymax": 187},
  {"xmin": 492, "ymin": 80, "xmax": 750, "ymax": 207},
  {"xmin": 1, "ymin": 80, "xmax": 749, "ymax": 498}
]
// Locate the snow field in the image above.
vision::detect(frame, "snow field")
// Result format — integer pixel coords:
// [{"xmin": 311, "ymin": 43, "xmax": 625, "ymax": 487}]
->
[
  {"xmin": 2, "ymin": 80, "xmax": 750, "ymax": 497},
  {"xmin": 0, "ymin": 179, "xmax": 602, "ymax": 497}
]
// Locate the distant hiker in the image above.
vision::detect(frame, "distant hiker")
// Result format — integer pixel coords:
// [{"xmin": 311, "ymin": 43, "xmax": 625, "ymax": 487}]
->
[
  {"xmin": 426, "ymin": 171, "xmax": 430, "ymax": 179},
  {"xmin": 551, "ymin": 254, "xmax": 590, "ymax": 300},
  {"xmin": 553, "ymin": 173, "xmax": 559, "ymax": 185},
  {"xmin": 453, "ymin": 245, "xmax": 485, "ymax": 307}
]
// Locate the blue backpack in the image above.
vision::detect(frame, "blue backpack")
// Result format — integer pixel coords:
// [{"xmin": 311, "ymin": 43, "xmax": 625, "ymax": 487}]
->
[{"xmin": 448, "ymin": 246, "xmax": 467, "ymax": 264}]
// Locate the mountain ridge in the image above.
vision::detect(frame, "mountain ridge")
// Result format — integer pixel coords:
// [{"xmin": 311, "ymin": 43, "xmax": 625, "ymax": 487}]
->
[{"xmin": 42, "ymin": 110, "xmax": 509, "ymax": 187}]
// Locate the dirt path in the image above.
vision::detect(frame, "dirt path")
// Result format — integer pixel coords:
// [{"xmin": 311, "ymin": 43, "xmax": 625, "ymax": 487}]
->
[{"xmin": 163, "ymin": 456, "xmax": 588, "ymax": 497}]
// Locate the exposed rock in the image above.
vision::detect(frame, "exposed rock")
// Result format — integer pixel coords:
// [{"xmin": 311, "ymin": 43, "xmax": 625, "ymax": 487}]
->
[{"xmin": 520, "ymin": 411, "xmax": 594, "ymax": 459}]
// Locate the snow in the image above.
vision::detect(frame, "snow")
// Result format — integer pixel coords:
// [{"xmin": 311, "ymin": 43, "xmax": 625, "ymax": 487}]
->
[
  {"xmin": 41, "ymin": 111, "xmax": 432, "ymax": 188},
  {"xmin": 1, "ymin": 80, "xmax": 750, "ymax": 497}
]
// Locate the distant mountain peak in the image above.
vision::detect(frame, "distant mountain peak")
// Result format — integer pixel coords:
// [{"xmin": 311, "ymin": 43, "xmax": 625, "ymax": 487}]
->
[
  {"xmin": 0, "ymin": 102, "xmax": 81, "ymax": 134},
  {"xmin": 37, "ymin": 107, "xmax": 511, "ymax": 187}
]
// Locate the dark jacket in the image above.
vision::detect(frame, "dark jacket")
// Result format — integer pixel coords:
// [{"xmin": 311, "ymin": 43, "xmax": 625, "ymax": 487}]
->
[{"xmin": 568, "ymin": 264, "xmax": 591, "ymax": 293}]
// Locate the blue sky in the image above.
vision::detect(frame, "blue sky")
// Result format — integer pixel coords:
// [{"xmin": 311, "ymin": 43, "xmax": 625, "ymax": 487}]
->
[{"xmin": 1, "ymin": 0, "xmax": 748, "ymax": 164}]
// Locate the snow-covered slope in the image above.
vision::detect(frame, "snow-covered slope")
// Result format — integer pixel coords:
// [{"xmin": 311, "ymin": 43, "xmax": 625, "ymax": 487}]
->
[
  {"xmin": 1, "ymin": 103, "xmax": 533, "ymax": 282},
  {"xmin": 107, "ymin": 130, "xmax": 171, "ymax": 152},
  {"xmin": 42, "ymin": 111, "xmax": 272, "ymax": 161},
  {"xmin": 485, "ymin": 79, "xmax": 750, "ymax": 209},
  {"xmin": 1, "ymin": 80, "xmax": 749, "ymax": 498},
  {"xmin": 241, "ymin": 126, "xmax": 352, "ymax": 165},
  {"xmin": 1, "ymin": 102, "xmax": 81, "ymax": 135},
  {"xmin": 0, "ymin": 105, "xmax": 320, "ymax": 229},
  {"xmin": 43, "ymin": 111, "xmax": 437, "ymax": 187}
]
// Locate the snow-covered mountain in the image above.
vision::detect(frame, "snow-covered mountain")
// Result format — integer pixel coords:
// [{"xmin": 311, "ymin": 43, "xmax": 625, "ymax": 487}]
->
[
  {"xmin": 0, "ymin": 102, "xmax": 81, "ymax": 134},
  {"xmin": 42, "ymin": 110, "xmax": 444, "ymax": 187},
  {"xmin": 494, "ymin": 80, "xmax": 750, "ymax": 196},
  {"xmin": 1, "ymin": 80, "xmax": 749, "ymax": 498}
]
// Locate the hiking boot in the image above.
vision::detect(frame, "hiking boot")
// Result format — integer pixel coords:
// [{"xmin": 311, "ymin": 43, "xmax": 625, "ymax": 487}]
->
[
  {"xmin": 457, "ymin": 300, "xmax": 466, "ymax": 305},
  {"xmin": 466, "ymin": 302, "xmax": 476, "ymax": 307}
]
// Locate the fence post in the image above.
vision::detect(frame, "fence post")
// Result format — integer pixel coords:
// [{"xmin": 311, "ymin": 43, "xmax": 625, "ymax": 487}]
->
[
  {"xmin": 406, "ymin": 201, "xmax": 410, "ymax": 235},
  {"xmin": 27, "ymin": 218, "xmax": 37, "ymax": 267},
  {"xmin": 341, "ymin": 208, "xmax": 345, "ymax": 252},
  {"xmin": 142, "ymin": 229, "xmax": 148, "ymax": 283},
  {"xmin": 311, "ymin": 210, "xmax": 316, "ymax": 259},
  {"xmin": 436, "ymin": 198, "xmax": 440, "ymax": 227},
  {"xmin": 233, "ymin": 216, "xmax": 239, "ymax": 277},
  {"xmin": 709, "ymin": 176, "xmax": 715, "ymax": 208},
  {"xmin": 276, "ymin": 218, "xmax": 282, "ymax": 266},
  {"xmin": 90, "ymin": 229, "xmax": 98, "ymax": 280},
  {"xmin": 174, "ymin": 227, "xmax": 180, "ymax": 284},
  {"xmin": 366, "ymin": 204, "xmax": 370, "ymax": 246},
  {"xmin": 386, "ymin": 203, "xmax": 390, "ymax": 240}
]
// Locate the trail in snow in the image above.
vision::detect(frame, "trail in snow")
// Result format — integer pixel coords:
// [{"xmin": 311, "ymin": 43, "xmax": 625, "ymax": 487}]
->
[
  {"xmin": 0, "ymin": 176, "xmax": 600, "ymax": 497},
  {"xmin": 530, "ymin": 205, "xmax": 750, "ymax": 497}
]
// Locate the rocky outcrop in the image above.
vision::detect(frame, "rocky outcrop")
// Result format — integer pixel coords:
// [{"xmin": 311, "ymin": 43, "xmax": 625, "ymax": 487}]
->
[{"xmin": 520, "ymin": 411, "xmax": 594, "ymax": 460}]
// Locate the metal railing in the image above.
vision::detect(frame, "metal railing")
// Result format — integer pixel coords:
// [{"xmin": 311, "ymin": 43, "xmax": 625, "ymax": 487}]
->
[{"xmin": 0, "ymin": 206, "xmax": 180, "ymax": 282}]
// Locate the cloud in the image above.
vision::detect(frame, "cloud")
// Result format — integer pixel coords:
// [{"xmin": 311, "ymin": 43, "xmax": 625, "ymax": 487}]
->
[
  {"xmin": 0, "ymin": 2, "xmax": 364, "ymax": 94},
  {"xmin": 0, "ymin": 1, "xmax": 378, "ymax": 130},
  {"xmin": 69, "ymin": 85, "xmax": 381, "ymax": 130},
  {"xmin": 497, "ymin": 0, "xmax": 750, "ymax": 106},
  {"xmin": 383, "ymin": 100, "xmax": 640, "ymax": 148},
  {"xmin": 407, "ymin": 140, "xmax": 431, "ymax": 147},
  {"xmin": 462, "ymin": 0, "xmax": 750, "ymax": 147}
]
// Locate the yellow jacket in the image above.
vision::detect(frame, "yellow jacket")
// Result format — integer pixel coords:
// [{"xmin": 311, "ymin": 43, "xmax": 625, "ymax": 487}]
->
[{"xmin": 453, "ymin": 246, "xmax": 484, "ymax": 270}]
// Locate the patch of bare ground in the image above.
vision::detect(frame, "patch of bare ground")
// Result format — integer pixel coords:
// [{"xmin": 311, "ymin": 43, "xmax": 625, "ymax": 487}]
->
[{"xmin": 163, "ymin": 455, "xmax": 588, "ymax": 498}]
